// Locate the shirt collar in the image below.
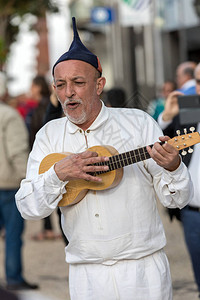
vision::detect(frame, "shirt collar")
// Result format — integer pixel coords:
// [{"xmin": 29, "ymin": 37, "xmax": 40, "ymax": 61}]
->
[
  {"xmin": 66, "ymin": 101, "xmax": 109, "ymax": 134},
  {"xmin": 181, "ymin": 79, "xmax": 196, "ymax": 91}
]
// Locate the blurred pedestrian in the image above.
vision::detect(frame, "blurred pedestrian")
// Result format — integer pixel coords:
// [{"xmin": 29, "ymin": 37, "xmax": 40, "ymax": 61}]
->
[
  {"xmin": 157, "ymin": 63, "xmax": 200, "ymax": 298},
  {"xmin": 176, "ymin": 61, "xmax": 197, "ymax": 95},
  {"xmin": 44, "ymin": 90, "xmax": 63, "ymax": 123},
  {"xmin": 0, "ymin": 71, "xmax": 38, "ymax": 291},
  {"xmin": 104, "ymin": 87, "xmax": 127, "ymax": 107},
  {"xmin": 26, "ymin": 75, "xmax": 51, "ymax": 149},
  {"xmin": 27, "ymin": 75, "xmax": 59, "ymax": 241},
  {"xmin": 43, "ymin": 91, "xmax": 68, "ymax": 246},
  {"xmin": 148, "ymin": 80, "xmax": 176, "ymax": 120},
  {"xmin": 15, "ymin": 93, "xmax": 38, "ymax": 120},
  {"xmin": 148, "ymin": 60, "xmax": 196, "ymax": 121}
]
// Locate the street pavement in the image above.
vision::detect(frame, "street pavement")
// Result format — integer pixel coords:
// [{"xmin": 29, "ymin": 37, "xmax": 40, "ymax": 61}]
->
[{"xmin": 0, "ymin": 205, "xmax": 199, "ymax": 300}]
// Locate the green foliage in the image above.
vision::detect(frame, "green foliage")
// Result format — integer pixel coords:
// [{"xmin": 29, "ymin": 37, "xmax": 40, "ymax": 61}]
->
[
  {"xmin": 0, "ymin": 38, "xmax": 7, "ymax": 65},
  {"xmin": 0, "ymin": 0, "xmax": 59, "ymax": 16},
  {"xmin": 0, "ymin": 0, "xmax": 59, "ymax": 67}
]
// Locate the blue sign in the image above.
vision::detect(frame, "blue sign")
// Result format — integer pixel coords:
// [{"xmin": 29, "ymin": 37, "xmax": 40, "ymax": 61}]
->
[{"xmin": 91, "ymin": 7, "xmax": 114, "ymax": 24}]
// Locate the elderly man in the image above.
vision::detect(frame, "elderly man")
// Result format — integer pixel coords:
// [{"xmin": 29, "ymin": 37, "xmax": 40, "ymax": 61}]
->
[{"xmin": 16, "ymin": 18, "xmax": 192, "ymax": 300}]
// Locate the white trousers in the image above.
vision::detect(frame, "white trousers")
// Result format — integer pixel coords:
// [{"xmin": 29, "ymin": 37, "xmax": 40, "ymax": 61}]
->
[{"xmin": 69, "ymin": 249, "xmax": 172, "ymax": 300}]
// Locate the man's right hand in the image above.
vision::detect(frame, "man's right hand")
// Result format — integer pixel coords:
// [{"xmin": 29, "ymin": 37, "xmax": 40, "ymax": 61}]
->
[
  {"xmin": 54, "ymin": 150, "xmax": 109, "ymax": 182},
  {"xmin": 162, "ymin": 90, "xmax": 184, "ymax": 121}
]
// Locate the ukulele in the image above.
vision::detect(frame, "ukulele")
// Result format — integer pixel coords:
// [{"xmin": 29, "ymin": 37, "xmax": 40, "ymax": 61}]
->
[{"xmin": 39, "ymin": 129, "xmax": 200, "ymax": 207}]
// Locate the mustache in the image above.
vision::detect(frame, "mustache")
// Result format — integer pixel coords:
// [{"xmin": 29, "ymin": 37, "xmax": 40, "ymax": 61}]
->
[{"xmin": 64, "ymin": 99, "xmax": 82, "ymax": 105}]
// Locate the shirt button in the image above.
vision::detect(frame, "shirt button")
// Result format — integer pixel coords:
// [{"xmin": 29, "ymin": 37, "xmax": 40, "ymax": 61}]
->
[
  {"xmin": 86, "ymin": 130, "xmax": 90, "ymax": 133},
  {"xmin": 79, "ymin": 129, "xmax": 82, "ymax": 133},
  {"xmin": 95, "ymin": 214, "xmax": 99, "ymax": 218}
]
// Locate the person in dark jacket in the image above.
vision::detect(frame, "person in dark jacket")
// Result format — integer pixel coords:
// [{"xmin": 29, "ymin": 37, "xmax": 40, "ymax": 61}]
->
[{"xmin": 27, "ymin": 76, "xmax": 59, "ymax": 241}]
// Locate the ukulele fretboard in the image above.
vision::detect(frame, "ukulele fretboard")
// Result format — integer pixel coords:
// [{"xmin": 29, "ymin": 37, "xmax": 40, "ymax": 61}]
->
[{"xmin": 95, "ymin": 145, "xmax": 153, "ymax": 175}]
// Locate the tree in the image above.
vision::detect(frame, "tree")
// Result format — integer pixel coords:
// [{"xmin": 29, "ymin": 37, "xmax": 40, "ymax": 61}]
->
[{"xmin": 0, "ymin": 0, "xmax": 59, "ymax": 70}]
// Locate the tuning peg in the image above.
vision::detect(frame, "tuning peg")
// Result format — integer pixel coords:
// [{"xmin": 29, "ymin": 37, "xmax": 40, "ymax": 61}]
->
[
  {"xmin": 184, "ymin": 128, "xmax": 187, "ymax": 134},
  {"xmin": 190, "ymin": 127, "xmax": 195, "ymax": 132},
  {"xmin": 188, "ymin": 147, "xmax": 193, "ymax": 153},
  {"xmin": 176, "ymin": 130, "xmax": 181, "ymax": 135},
  {"xmin": 181, "ymin": 150, "xmax": 187, "ymax": 156}
]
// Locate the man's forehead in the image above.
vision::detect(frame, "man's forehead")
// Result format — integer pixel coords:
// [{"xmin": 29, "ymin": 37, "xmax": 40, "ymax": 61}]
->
[
  {"xmin": 54, "ymin": 60, "xmax": 96, "ymax": 77},
  {"xmin": 56, "ymin": 59, "xmax": 95, "ymax": 71},
  {"xmin": 53, "ymin": 57, "xmax": 101, "ymax": 78}
]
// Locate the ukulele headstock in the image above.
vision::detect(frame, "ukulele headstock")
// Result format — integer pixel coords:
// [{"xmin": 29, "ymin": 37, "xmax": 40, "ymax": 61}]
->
[{"xmin": 168, "ymin": 127, "xmax": 200, "ymax": 155}]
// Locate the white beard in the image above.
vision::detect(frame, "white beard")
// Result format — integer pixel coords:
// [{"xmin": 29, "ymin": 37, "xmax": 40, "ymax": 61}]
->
[{"xmin": 60, "ymin": 98, "xmax": 87, "ymax": 125}]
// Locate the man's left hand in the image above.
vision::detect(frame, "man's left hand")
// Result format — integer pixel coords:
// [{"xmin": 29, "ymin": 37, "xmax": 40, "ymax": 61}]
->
[{"xmin": 146, "ymin": 136, "xmax": 180, "ymax": 171}]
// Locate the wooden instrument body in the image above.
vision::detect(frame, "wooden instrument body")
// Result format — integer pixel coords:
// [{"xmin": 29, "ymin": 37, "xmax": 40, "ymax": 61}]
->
[{"xmin": 39, "ymin": 145, "xmax": 123, "ymax": 207}]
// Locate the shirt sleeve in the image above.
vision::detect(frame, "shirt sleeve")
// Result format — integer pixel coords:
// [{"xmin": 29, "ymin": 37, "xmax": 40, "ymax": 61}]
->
[
  {"xmin": 144, "ymin": 157, "xmax": 193, "ymax": 208},
  {"xmin": 15, "ymin": 126, "xmax": 68, "ymax": 220},
  {"xmin": 142, "ymin": 113, "xmax": 193, "ymax": 208},
  {"xmin": 157, "ymin": 112, "xmax": 172, "ymax": 130}
]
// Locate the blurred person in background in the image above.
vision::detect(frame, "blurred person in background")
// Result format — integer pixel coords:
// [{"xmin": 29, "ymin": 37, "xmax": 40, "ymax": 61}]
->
[
  {"xmin": 27, "ymin": 75, "xmax": 60, "ymax": 241},
  {"xmin": 0, "ymin": 71, "xmax": 38, "ymax": 291},
  {"xmin": 103, "ymin": 87, "xmax": 127, "ymax": 108},
  {"xmin": 148, "ymin": 61, "xmax": 196, "ymax": 122},
  {"xmin": 157, "ymin": 63, "xmax": 200, "ymax": 298},
  {"xmin": 148, "ymin": 80, "xmax": 176, "ymax": 120},
  {"xmin": 15, "ymin": 18, "xmax": 193, "ymax": 300},
  {"xmin": 26, "ymin": 75, "xmax": 51, "ymax": 149},
  {"xmin": 176, "ymin": 61, "xmax": 196, "ymax": 95},
  {"xmin": 8, "ymin": 93, "xmax": 38, "ymax": 120},
  {"xmin": 43, "ymin": 90, "xmax": 68, "ymax": 246},
  {"xmin": 44, "ymin": 89, "xmax": 63, "ymax": 123},
  {"xmin": 157, "ymin": 61, "xmax": 197, "ymax": 190}
]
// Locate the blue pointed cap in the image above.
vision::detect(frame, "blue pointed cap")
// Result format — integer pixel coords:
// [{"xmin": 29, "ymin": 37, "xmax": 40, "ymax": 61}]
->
[{"xmin": 52, "ymin": 17, "xmax": 102, "ymax": 76}]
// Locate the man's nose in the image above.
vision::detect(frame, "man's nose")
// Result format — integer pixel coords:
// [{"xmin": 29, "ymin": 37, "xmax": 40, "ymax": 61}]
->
[{"xmin": 65, "ymin": 83, "xmax": 75, "ymax": 97}]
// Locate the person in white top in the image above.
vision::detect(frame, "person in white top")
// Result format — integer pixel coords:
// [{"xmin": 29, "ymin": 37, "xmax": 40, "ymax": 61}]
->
[
  {"xmin": 158, "ymin": 63, "xmax": 200, "ymax": 298},
  {"xmin": 15, "ymin": 18, "xmax": 193, "ymax": 300}
]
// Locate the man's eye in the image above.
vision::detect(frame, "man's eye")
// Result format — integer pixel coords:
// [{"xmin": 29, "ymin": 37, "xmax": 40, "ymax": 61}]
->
[
  {"xmin": 75, "ymin": 81, "xmax": 84, "ymax": 85},
  {"xmin": 56, "ymin": 83, "xmax": 65, "ymax": 89}
]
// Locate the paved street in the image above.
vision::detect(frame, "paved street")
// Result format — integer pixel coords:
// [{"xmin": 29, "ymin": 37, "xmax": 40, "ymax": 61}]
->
[{"xmin": 0, "ymin": 205, "xmax": 199, "ymax": 300}]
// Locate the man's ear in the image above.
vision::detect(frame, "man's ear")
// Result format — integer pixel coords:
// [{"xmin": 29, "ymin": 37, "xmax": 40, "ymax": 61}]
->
[
  {"xmin": 52, "ymin": 81, "xmax": 56, "ymax": 91},
  {"xmin": 96, "ymin": 77, "xmax": 106, "ymax": 96}
]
